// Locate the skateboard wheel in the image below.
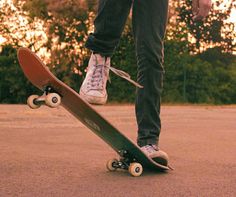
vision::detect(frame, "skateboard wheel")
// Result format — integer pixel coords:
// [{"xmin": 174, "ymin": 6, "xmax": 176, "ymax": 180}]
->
[
  {"xmin": 128, "ymin": 162, "xmax": 143, "ymax": 177},
  {"xmin": 106, "ymin": 158, "xmax": 118, "ymax": 171},
  {"xmin": 45, "ymin": 93, "xmax": 61, "ymax": 108},
  {"xmin": 27, "ymin": 95, "xmax": 40, "ymax": 109}
]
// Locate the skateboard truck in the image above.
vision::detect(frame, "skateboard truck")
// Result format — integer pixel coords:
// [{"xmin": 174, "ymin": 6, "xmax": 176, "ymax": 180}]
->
[
  {"xmin": 106, "ymin": 150, "xmax": 143, "ymax": 177},
  {"xmin": 118, "ymin": 150, "xmax": 128, "ymax": 156},
  {"xmin": 27, "ymin": 86, "xmax": 61, "ymax": 109}
]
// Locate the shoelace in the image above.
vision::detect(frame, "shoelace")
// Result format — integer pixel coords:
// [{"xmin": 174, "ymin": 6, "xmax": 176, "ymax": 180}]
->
[
  {"xmin": 108, "ymin": 66, "xmax": 143, "ymax": 88},
  {"xmin": 87, "ymin": 64, "xmax": 106, "ymax": 90},
  {"xmin": 87, "ymin": 54, "xmax": 143, "ymax": 90}
]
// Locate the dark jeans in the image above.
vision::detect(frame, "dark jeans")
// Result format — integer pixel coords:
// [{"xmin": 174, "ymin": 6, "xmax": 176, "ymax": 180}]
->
[{"xmin": 85, "ymin": 0, "xmax": 169, "ymax": 147}]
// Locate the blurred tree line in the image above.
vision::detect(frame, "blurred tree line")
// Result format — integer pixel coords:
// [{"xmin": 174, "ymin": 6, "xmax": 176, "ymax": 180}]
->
[{"xmin": 0, "ymin": 0, "xmax": 235, "ymax": 104}]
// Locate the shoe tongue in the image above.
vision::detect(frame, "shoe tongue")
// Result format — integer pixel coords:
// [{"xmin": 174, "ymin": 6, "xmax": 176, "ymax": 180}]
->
[
  {"xmin": 94, "ymin": 53, "xmax": 104, "ymax": 62},
  {"xmin": 94, "ymin": 53, "xmax": 110, "ymax": 65},
  {"xmin": 105, "ymin": 57, "xmax": 110, "ymax": 65}
]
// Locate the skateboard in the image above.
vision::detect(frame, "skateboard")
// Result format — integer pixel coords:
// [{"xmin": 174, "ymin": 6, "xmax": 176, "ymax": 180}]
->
[{"xmin": 17, "ymin": 47, "xmax": 171, "ymax": 177}]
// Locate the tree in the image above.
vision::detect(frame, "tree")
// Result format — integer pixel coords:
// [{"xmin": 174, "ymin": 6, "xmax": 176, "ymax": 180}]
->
[
  {"xmin": 21, "ymin": 0, "xmax": 97, "ymax": 89},
  {"xmin": 0, "ymin": 45, "xmax": 40, "ymax": 103},
  {"xmin": 173, "ymin": 0, "xmax": 236, "ymax": 53},
  {"xmin": 0, "ymin": 0, "xmax": 236, "ymax": 104},
  {"xmin": 0, "ymin": 1, "xmax": 47, "ymax": 51}
]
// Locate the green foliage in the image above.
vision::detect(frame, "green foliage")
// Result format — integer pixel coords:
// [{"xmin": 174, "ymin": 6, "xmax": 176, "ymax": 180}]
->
[
  {"xmin": 1, "ymin": 38, "xmax": 236, "ymax": 104},
  {"xmin": 22, "ymin": 0, "xmax": 48, "ymax": 19},
  {"xmin": 0, "ymin": 0, "xmax": 236, "ymax": 104},
  {"xmin": 176, "ymin": 0, "xmax": 236, "ymax": 53},
  {"xmin": 0, "ymin": 45, "xmax": 40, "ymax": 103},
  {"xmin": 163, "ymin": 40, "xmax": 236, "ymax": 104},
  {"xmin": 183, "ymin": 59, "xmax": 214, "ymax": 103}
]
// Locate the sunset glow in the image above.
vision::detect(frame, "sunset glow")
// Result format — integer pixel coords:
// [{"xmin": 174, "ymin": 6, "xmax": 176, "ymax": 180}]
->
[
  {"xmin": 0, "ymin": 0, "xmax": 235, "ymax": 49},
  {"xmin": 0, "ymin": 37, "xmax": 6, "ymax": 43},
  {"xmin": 229, "ymin": 8, "xmax": 236, "ymax": 23}
]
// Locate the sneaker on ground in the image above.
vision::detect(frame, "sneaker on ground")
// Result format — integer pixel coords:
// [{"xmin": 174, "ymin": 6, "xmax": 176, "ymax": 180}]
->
[
  {"xmin": 80, "ymin": 53, "xmax": 110, "ymax": 105},
  {"xmin": 140, "ymin": 144, "xmax": 169, "ymax": 166}
]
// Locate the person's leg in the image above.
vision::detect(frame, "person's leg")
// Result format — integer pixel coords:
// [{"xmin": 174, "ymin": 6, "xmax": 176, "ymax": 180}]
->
[
  {"xmin": 132, "ymin": 0, "xmax": 169, "ymax": 147},
  {"xmin": 81, "ymin": 0, "xmax": 132, "ymax": 104},
  {"xmin": 85, "ymin": 0, "xmax": 133, "ymax": 57}
]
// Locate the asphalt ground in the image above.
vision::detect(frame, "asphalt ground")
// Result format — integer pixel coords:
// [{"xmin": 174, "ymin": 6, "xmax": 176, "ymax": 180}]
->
[{"xmin": 0, "ymin": 104, "xmax": 235, "ymax": 197}]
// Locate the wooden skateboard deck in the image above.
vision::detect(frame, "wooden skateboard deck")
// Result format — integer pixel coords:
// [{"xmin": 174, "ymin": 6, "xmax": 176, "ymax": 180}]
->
[{"xmin": 17, "ymin": 47, "xmax": 171, "ymax": 176}]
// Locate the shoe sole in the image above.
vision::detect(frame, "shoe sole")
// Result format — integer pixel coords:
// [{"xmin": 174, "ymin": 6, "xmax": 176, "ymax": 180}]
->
[{"xmin": 80, "ymin": 90, "xmax": 107, "ymax": 105}]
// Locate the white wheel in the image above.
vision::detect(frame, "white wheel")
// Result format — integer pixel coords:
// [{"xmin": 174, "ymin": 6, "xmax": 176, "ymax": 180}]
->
[
  {"xmin": 106, "ymin": 158, "xmax": 118, "ymax": 171},
  {"xmin": 45, "ymin": 93, "xmax": 61, "ymax": 108},
  {"xmin": 27, "ymin": 95, "xmax": 40, "ymax": 109},
  {"xmin": 128, "ymin": 162, "xmax": 143, "ymax": 177}
]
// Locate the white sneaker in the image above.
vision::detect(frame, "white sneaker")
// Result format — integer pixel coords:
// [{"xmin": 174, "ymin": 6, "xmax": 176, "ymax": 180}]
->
[
  {"xmin": 141, "ymin": 144, "xmax": 169, "ymax": 166},
  {"xmin": 80, "ymin": 53, "xmax": 110, "ymax": 105}
]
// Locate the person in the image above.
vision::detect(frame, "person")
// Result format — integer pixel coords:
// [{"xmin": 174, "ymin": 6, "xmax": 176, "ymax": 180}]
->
[{"xmin": 80, "ymin": 0, "xmax": 212, "ymax": 165}]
